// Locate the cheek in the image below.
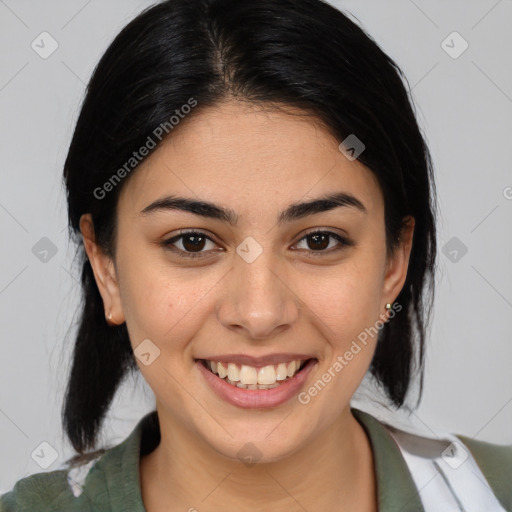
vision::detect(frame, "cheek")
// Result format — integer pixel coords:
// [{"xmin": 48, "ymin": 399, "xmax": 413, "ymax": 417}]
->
[
  {"xmin": 117, "ymin": 263, "xmax": 169, "ymax": 340},
  {"xmin": 116, "ymin": 261, "xmax": 205, "ymax": 403},
  {"xmin": 299, "ymin": 259, "xmax": 385, "ymax": 343},
  {"xmin": 120, "ymin": 274, "xmax": 190, "ymax": 344},
  {"xmin": 116, "ymin": 248, "xmax": 218, "ymax": 353},
  {"xmin": 114, "ymin": 241, "xmax": 170, "ymax": 334},
  {"xmin": 293, "ymin": 262, "xmax": 386, "ymax": 421}
]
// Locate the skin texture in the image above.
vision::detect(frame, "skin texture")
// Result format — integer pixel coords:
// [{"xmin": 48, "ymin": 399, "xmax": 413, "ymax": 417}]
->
[{"xmin": 81, "ymin": 99, "xmax": 414, "ymax": 511}]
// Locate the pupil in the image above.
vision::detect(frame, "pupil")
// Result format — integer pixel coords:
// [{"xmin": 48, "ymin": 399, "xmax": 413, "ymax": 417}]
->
[
  {"xmin": 183, "ymin": 235, "xmax": 205, "ymax": 252},
  {"xmin": 308, "ymin": 233, "xmax": 329, "ymax": 250}
]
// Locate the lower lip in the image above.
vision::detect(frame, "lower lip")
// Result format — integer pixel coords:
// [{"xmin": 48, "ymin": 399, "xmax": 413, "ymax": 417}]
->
[{"xmin": 195, "ymin": 358, "xmax": 317, "ymax": 409}]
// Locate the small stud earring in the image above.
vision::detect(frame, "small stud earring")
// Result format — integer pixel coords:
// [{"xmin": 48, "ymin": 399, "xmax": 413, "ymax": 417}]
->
[{"xmin": 385, "ymin": 303, "xmax": 392, "ymax": 311}]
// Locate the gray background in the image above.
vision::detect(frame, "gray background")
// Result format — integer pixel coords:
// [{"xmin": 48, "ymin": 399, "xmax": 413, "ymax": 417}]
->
[{"xmin": 1, "ymin": 0, "xmax": 511, "ymax": 492}]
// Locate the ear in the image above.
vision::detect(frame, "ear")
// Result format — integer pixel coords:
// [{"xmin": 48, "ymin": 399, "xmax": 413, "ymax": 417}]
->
[
  {"xmin": 382, "ymin": 216, "xmax": 415, "ymax": 308},
  {"xmin": 79, "ymin": 214, "xmax": 125, "ymax": 326}
]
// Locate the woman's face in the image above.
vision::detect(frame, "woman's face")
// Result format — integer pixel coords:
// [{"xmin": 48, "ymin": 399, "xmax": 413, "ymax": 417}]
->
[{"xmin": 83, "ymin": 99, "xmax": 413, "ymax": 463}]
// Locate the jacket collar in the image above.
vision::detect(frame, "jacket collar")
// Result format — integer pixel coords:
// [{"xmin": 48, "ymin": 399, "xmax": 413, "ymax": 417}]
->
[
  {"xmin": 103, "ymin": 408, "xmax": 424, "ymax": 511},
  {"xmin": 352, "ymin": 408, "xmax": 424, "ymax": 512}
]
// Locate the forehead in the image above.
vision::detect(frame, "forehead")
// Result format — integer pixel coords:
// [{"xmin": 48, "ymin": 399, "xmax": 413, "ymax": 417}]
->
[{"xmin": 118, "ymin": 100, "xmax": 383, "ymax": 219}]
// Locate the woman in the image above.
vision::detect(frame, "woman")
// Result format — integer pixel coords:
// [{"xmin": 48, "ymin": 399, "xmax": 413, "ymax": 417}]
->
[{"xmin": 1, "ymin": 0, "xmax": 510, "ymax": 511}]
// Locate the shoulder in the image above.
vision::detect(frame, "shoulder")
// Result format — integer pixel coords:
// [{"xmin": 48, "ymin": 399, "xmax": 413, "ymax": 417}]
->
[
  {"xmin": 457, "ymin": 433, "xmax": 512, "ymax": 468},
  {"xmin": 0, "ymin": 411, "xmax": 156, "ymax": 512},
  {"xmin": 456, "ymin": 434, "xmax": 512, "ymax": 509},
  {"xmin": 0, "ymin": 452, "xmax": 107, "ymax": 512},
  {"xmin": 0, "ymin": 468, "xmax": 73, "ymax": 512},
  {"xmin": 386, "ymin": 419, "xmax": 512, "ymax": 511},
  {"xmin": 353, "ymin": 407, "xmax": 512, "ymax": 511}
]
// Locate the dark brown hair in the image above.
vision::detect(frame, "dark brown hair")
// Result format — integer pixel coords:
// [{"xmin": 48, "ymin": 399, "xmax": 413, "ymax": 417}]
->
[{"xmin": 62, "ymin": 0, "xmax": 437, "ymax": 458}]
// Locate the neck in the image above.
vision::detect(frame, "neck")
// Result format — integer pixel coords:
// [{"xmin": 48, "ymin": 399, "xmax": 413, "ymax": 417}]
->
[{"xmin": 140, "ymin": 406, "xmax": 377, "ymax": 512}]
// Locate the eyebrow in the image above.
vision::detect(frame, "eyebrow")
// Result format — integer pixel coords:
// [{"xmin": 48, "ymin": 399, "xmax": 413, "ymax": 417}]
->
[{"xmin": 139, "ymin": 191, "xmax": 367, "ymax": 225}]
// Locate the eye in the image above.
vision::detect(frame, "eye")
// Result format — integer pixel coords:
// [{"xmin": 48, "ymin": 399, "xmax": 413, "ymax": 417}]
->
[
  {"xmin": 162, "ymin": 230, "xmax": 220, "ymax": 258},
  {"xmin": 161, "ymin": 229, "xmax": 353, "ymax": 259},
  {"xmin": 293, "ymin": 230, "xmax": 353, "ymax": 255}
]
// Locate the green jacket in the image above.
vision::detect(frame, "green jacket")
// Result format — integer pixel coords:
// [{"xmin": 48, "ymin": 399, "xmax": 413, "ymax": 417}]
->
[{"xmin": 1, "ymin": 408, "xmax": 511, "ymax": 511}]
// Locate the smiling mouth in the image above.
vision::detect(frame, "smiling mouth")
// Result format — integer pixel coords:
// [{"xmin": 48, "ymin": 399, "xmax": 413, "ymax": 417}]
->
[{"xmin": 197, "ymin": 358, "xmax": 314, "ymax": 390}]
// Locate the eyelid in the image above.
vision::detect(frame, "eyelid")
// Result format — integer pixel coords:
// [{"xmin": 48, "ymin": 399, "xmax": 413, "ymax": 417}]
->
[
  {"xmin": 165, "ymin": 228, "xmax": 218, "ymax": 242},
  {"xmin": 292, "ymin": 228, "xmax": 354, "ymax": 254},
  {"xmin": 295, "ymin": 227, "xmax": 350, "ymax": 242},
  {"xmin": 161, "ymin": 228, "xmax": 354, "ymax": 258},
  {"xmin": 162, "ymin": 229, "xmax": 223, "ymax": 259}
]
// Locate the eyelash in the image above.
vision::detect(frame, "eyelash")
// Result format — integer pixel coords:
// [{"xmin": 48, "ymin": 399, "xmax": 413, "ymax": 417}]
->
[{"xmin": 161, "ymin": 229, "xmax": 354, "ymax": 259}]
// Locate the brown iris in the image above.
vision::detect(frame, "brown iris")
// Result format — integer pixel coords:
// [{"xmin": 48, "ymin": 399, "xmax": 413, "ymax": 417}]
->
[
  {"xmin": 306, "ymin": 233, "xmax": 330, "ymax": 250},
  {"xmin": 182, "ymin": 234, "xmax": 207, "ymax": 252}
]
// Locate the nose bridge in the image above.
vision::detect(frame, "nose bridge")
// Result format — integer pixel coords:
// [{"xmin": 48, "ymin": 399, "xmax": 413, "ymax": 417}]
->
[{"xmin": 218, "ymin": 245, "xmax": 299, "ymax": 338}]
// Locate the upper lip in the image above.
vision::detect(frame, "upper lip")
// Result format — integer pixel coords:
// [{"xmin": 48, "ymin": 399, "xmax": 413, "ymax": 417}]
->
[{"xmin": 196, "ymin": 353, "xmax": 316, "ymax": 368}]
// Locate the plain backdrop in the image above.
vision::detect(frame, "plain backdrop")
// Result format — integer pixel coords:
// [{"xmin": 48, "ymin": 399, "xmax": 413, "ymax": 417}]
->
[{"xmin": 1, "ymin": 0, "xmax": 511, "ymax": 493}]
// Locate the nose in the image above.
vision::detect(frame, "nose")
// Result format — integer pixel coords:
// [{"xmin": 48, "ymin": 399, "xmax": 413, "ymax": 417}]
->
[{"xmin": 217, "ymin": 254, "xmax": 300, "ymax": 340}]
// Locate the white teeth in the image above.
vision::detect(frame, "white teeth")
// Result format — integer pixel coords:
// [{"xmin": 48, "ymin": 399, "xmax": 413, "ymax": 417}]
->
[
  {"xmin": 287, "ymin": 360, "xmax": 297, "ymax": 377},
  {"xmin": 233, "ymin": 379, "xmax": 280, "ymax": 390},
  {"xmin": 239, "ymin": 365, "xmax": 258, "ymax": 385},
  {"xmin": 276, "ymin": 363, "xmax": 288, "ymax": 381},
  {"xmin": 227, "ymin": 363, "xmax": 240, "ymax": 382},
  {"xmin": 217, "ymin": 362, "xmax": 227, "ymax": 378},
  {"xmin": 205, "ymin": 358, "xmax": 308, "ymax": 388},
  {"xmin": 257, "ymin": 365, "xmax": 276, "ymax": 385}
]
